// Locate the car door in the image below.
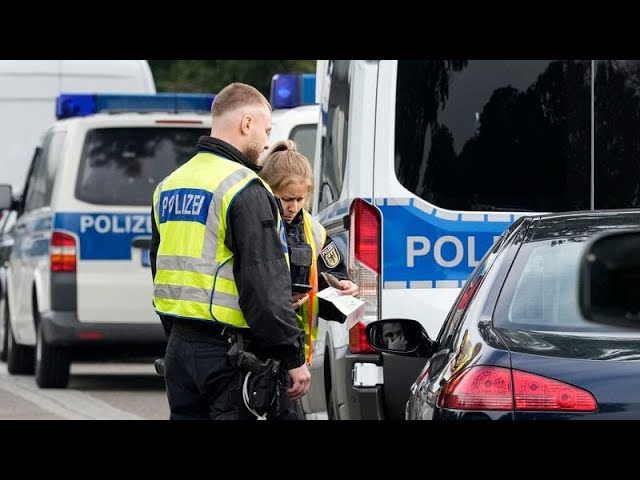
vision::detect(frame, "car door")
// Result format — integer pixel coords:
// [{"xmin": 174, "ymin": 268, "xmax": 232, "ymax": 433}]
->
[{"xmin": 9, "ymin": 138, "xmax": 53, "ymax": 343}]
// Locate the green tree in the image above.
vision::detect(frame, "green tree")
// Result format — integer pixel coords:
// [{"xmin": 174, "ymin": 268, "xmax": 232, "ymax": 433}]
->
[{"xmin": 148, "ymin": 60, "xmax": 316, "ymax": 98}]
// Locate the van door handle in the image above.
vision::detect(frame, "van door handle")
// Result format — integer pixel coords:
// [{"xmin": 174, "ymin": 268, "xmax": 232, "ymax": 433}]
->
[{"xmin": 132, "ymin": 237, "xmax": 151, "ymax": 250}]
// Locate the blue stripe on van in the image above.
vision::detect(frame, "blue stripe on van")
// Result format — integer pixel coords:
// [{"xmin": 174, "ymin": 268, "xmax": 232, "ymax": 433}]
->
[
  {"xmin": 379, "ymin": 202, "xmax": 514, "ymax": 285},
  {"xmin": 54, "ymin": 212, "xmax": 151, "ymax": 261}
]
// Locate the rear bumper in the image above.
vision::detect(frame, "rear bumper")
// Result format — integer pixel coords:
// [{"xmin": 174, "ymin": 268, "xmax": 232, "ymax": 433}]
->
[{"xmin": 40, "ymin": 310, "xmax": 165, "ymax": 351}]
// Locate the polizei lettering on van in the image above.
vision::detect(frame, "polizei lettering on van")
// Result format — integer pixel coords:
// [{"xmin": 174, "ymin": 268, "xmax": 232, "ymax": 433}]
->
[
  {"xmin": 80, "ymin": 214, "xmax": 150, "ymax": 234},
  {"xmin": 406, "ymin": 235, "xmax": 502, "ymax": 269},
  {"xmin": 378, "ymin": 201, "xmax": 515, "ymax": 288},
  {"xmin": 54, "ymin": 212, "xmax": 152, "ymax": 261}
]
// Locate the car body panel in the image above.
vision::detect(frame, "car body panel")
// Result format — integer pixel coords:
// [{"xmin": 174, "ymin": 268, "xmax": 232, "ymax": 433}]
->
[{"xmin": 383, "ymin": 209, "xmax": 640, "ymax": 420}]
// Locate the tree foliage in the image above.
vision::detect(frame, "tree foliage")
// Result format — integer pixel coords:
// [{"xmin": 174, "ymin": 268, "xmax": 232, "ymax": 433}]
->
[{"xmin": 148, "ymin": 60, "xmax": 316, "ymax": 97}]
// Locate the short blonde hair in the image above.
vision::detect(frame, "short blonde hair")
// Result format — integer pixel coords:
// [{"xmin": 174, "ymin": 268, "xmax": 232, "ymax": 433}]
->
[
  {"xmin": 211, "ymin": 82, "xmax": 271, "ymax": 118},
  {"xmin": 260, "ymin": 140, "xmax": 314, "ymax": 200}
]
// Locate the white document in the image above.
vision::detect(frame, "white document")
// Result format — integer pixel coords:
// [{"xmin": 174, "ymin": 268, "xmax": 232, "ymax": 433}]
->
[{"xmin": 316, "ymin": 287, "xmax": 365, "ymax": 330}]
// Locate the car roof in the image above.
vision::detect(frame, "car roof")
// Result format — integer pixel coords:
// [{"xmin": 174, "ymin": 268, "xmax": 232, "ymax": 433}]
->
[{"xmin": 527, "ymin": 209, "xmax": 640, "ymax": 242}]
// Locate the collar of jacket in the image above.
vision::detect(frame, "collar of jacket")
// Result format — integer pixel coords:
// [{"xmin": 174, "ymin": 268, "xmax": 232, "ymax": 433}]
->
[
  {"xmin": 196, "ymin": 136, "xmax": 262, "ymax": 173},
  {"xmin": 284, "ymin": 209, "xmax": 306, "ymax": 238},
  {"xmin": 286, "ymin": 209, "xmax": 305, "ymax": 228}
]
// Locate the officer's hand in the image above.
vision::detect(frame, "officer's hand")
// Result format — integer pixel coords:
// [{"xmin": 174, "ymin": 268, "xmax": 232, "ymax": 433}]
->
[
  {"xmin": 291, "ymin": 293, "xmax": 309, "ymax": 309},
  {"xmin": 287, "ymin": 363, "xmax": 311, "ymax": 400},
  {"xmin": 338, "ymin": 280, "xmax": 359, "ymax": 297}
]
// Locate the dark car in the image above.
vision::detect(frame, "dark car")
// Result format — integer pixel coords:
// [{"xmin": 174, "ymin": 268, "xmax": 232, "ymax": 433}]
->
[{"xmin": 367, "ymin": 210, "xmax": 640, "ymax": 420}]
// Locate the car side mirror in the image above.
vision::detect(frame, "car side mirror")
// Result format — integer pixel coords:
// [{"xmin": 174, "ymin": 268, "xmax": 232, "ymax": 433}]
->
[
  {"xmin": 579, "ymin": 230, "xmax": 640, "ymax": 328},
  {"xmin": 365, "ymin": 318, "xmax": 434, "ymax": 357},
  {"xmin": 0, "ymin": 184, "xmax": 12, "ymax": 211}
]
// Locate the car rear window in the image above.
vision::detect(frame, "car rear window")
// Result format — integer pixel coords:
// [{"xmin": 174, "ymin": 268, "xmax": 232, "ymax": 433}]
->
[
  {"xmin": 75, "ymin": 127, "xmax": 209, "ymax": 206},
  {"xmin": 495, "ymin": 239, "xmax": 626, "ymax": 332}
]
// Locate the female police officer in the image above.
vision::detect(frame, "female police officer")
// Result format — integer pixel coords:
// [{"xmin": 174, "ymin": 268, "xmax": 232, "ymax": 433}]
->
[{"xmin": 259, "ymin": 140, "xmax": 359, "ymax": 368}]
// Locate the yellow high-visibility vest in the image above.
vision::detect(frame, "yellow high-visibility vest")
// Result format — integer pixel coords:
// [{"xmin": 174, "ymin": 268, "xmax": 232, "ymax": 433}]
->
[
  {"xmin": 152, "ymin": 152, "xmax": 289, "ymax": 327},
  {"xmin": 299, "ymin": 209, "xmax": 327, "ymax": 364}
]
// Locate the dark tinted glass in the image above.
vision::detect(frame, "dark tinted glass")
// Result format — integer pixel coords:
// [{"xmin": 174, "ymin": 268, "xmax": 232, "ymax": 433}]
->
[
  {"xmin": 319, "ymin": 60, "xmax": 350, "ymax": 209},
  {"xmin": 75, "ymin": 127, "xmax": 208, "ymax": 206},
  {"xmin": 495, "ymin": 238, "xmax": 628, "ymax": 332},
  {"xmin": 594, "ymin": 60, "xmax": 640, "ymax": 208},
  {"xmin": 289, "ymin": 123, "xmax": 317, "ymax": 168},
  {"xmin": 395, "ymin": 60, "xmax": 591, "ymax": 212}
]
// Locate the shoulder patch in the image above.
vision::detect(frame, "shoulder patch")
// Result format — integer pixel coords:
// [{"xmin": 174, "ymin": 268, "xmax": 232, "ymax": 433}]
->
[{"xmin": 320, "ymin": 241, "xmax": 340, "ymax": 268}]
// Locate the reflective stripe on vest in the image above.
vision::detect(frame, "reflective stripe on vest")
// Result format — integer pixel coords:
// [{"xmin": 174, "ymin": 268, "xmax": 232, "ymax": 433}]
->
[
  {"xmin": 300, "ymin": 209, "xmax": 327, "ymax": 364},
  {"xmin": 152, "ymin": 152, "xmax": 288, "ymax": 328}
]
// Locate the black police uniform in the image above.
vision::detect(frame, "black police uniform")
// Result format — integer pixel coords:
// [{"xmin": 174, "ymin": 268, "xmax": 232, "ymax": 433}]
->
[
  {"xmin": 281, "ymin": 208, "xmax": 351, "ymax": 420},
  {"xmin": 285, "ymin": 209, "xmax": 350, "ymax": 291},
  {"xmin": 150, "ymin": 136, "xmax": 305, "ymax": 420}
]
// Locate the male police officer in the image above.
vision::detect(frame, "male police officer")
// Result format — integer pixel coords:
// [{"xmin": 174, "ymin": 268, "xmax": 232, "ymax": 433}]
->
[{"xmin": 150, "ymin": 83, "xmax": 310, "ymax": 420}]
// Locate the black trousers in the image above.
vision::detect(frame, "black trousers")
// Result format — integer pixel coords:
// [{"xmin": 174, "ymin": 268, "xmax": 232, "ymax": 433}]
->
[{"xmin": 163, "ymin": 321, "xmax": 303, "ymax": 420}]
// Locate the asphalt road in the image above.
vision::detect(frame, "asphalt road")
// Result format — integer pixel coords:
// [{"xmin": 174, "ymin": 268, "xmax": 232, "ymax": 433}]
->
[{"xmin": 0, "ymin": 361, "xmax": 169, "ymax": 420}]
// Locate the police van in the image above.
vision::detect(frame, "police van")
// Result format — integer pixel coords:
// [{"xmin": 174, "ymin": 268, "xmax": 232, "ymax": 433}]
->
[
  {"xmin": 304, "ymin": 59, "xmax": 633, "ymax": 420},
  {"xmin": 0, "ymin": 93, "xmax": 213, "ymax": 388},
  {"xmin": 262, "ymin": 73, "xmax": 319, "ymax": 166},
  {"xmin": 0, "ymin": 60, "xmax": 156, "ymax": 194}
]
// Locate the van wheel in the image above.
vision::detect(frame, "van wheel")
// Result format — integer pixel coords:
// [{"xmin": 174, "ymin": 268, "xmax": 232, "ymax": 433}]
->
[
  {"xmin": 6, "ymin": 310, "xmax": 35, "ymax": 375},
  {"xmin": 35, "ymin": 323, "xmax": 70, "ymax": 388},
  {"xmin": 0, "ymin": 295, "xmax": 8, "ymax": 362},
  {"xmin": 327, "ymin": 391, "xmax": 340, "ymax": 420},
  {"xmin": 324, "ymin": 346, "xmax": 340, "ymax": 420}
]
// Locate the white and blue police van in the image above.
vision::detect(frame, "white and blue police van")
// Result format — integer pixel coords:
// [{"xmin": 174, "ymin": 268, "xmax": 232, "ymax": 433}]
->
[
  {"xmin": 262, "ymin": 73, "xmax": 319, "ymax": 167},
  {"xmin": 0, "ymin": 93, "xmax": 213, "ymax": 388},
  {"xmin": 304, "ymin": 60, "xmax": 616, "ymax": 420}
]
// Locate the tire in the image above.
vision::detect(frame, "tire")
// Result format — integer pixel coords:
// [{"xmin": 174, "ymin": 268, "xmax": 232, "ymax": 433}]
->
[
  {"xmin": 0, "ymin": 294, "xmax": 8, "ymax": 362},
  {"xmin": 325, "ymin": 357, "xmax": 340, "ymax": 420},
  {"xmin": 327, "ymin": 390, "xmax": 340, "ymax": 420},
  {"xmin": 35, "ymin": 322, "xmax": 70, "ymax": 388},
  {"xmin": 6, "ymin": 308, "xmax": 35, "ymax": 375}
]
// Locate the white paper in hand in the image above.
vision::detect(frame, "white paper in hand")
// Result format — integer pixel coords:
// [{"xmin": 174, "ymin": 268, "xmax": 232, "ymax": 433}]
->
[{"xmin": 316, "ymin": 286, "xmax": 365, "ymax": 330}]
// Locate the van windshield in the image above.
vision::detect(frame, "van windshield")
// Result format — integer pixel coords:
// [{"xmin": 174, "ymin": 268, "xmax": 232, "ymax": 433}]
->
[{"xmin": 75, "ymin": 127, "xmax": 209, "ymax": 206}]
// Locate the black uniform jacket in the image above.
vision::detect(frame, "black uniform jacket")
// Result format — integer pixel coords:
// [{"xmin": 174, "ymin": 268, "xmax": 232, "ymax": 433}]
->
[
  {"xmin": 285, "ymin": 209, "xmax": 350, "ymax": 290},
  {"xmin": 151, "ymin": 136, "xmax": 305, "ymax": 370}
]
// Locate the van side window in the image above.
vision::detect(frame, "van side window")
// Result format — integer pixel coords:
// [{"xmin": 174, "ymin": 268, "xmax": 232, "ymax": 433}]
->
[
  {"xmin": 319, "ymin": 60, "xmax": 351, "ymax": 210},
  {"xmin": 394, "ymin": 60, "xmax": 591, "ymax": 213},
  {"xmin": 24, "ymin": 131, "xmax": 66, "ymax": 212}
]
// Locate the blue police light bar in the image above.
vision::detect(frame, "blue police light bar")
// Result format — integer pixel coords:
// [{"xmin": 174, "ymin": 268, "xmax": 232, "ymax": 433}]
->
[
  {"xmin": 270, "ymin": 73, "xmax": 316, "ymax": 109},
  {"xmin": 56, "ymin": 93, "xmax": 216, "ymax": 120}
]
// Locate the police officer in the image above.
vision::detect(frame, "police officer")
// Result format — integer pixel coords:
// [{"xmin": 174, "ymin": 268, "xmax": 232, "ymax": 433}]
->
[
  {"xmin": 150, "ymin": 83, "xmax": 310, "ymax": 420},
  {"xmin": 260, "ymin": 140, "xmax": 359, "ymax": 367}
]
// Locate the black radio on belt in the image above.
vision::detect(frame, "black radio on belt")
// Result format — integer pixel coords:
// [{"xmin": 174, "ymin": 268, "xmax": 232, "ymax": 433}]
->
[{"xmin": 287, "ymin": 227, "xmax": 313, "ymax": 294}]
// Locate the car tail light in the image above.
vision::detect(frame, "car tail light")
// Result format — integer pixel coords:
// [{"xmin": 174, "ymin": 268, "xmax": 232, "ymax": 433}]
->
[
  {"xmin": 349, "ymin": 321, "xmax": 376, "ymax": 354},
  {"xmin": 512, "ymin": 369, "xmax": 597, "ymax": 412},
  {"xmin": 439, "ymin": 366, "xmax": 513, "ymax": 410},
  {"xmin": 438, "ymin": 366, "xmax": 597, "ymax": 412},
  {"xmin": 50, "ymin": 231, "xmax": 77, "ymax": 272},
  {"xmin": 348, "ymin": 199, "xmax": 381, "ymax": 353}
]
